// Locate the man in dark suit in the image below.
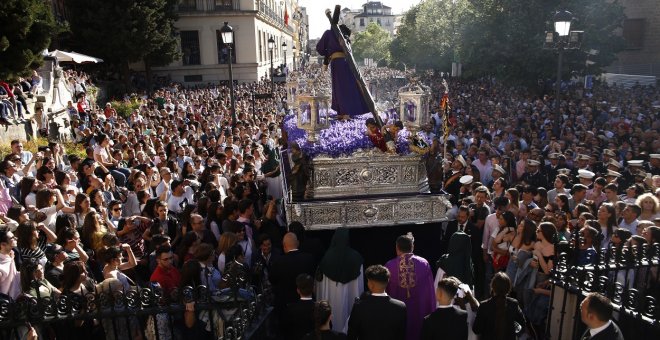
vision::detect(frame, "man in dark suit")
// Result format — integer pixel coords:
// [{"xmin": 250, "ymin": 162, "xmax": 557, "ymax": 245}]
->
[
  {"xmin": 347, "ymin": 265, "xmax": 407, "ymax": 340},
  {"xmin": 421, "ymin": 277, "xmax": 468, "ymax": 340},
  {"xmin": 269, "ymin": 232, "xmax": 316, "ymax": 314},
  {"xmin": 284, "ymin": 274, "xmax": 315, "ymax": 340},
  {"xmin": 580, "ymin": 292, "xmax": 625, "ymax": 340}
]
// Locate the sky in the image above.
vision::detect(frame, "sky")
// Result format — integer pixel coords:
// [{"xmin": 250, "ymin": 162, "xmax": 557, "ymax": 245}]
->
[{"xmin": 299, "ymin": 0, "xmax": 423, "ymax": 39}]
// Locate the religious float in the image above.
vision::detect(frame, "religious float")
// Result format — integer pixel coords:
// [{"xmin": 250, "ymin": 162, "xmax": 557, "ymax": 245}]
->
[{"xmin": 280, "ymin": 68, "xmax": 452, "ymax": 230}]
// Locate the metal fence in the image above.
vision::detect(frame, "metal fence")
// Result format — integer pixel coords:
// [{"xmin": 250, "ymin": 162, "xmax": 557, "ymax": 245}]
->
[
  {"xmin": 0, "ymin": 283, "xmax": 271, "ymax": 340},
  {"xmin": 547, "ymin": 240, "xmax": 660, "ymax": 340}
]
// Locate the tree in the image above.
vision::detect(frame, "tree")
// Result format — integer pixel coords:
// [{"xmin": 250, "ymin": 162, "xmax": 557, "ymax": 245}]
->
[
  {"xmin": 352, "ymin": 22, "xmax": 392, "ymax": 65},
  {"xmin": 390, "ymin": 0, "xmax": 625, "ymax": 84},
  {"xmin": 66, "ymin": 0, "xmax": 181, "ymax": 88},
  {"xmin": 0, "ymin": 0, "xmax": 57, "ymax": 80},
  {"xmin": 390, "ymin": 0, "xmax": 471, "ymax": 71}
]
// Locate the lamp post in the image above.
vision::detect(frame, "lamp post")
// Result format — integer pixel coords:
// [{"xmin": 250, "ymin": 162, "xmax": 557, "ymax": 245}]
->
[
  {"xmin": 292, "ymin": 44, "xmax": 297, "ymax": 71},
  {"xmin": 282, "ymin": 41, "xmax": 287, "ymax": 70},
  {"xmin": 220, "ymin": 22, "xmax": 237, "ymax": 126},
  {"xmin": 268, "ymin": 36, "xmax": 275, "ymax": 93},
  {"xmin": 544, "ymin": 10, "xmax": 582, "ymax": 116}
]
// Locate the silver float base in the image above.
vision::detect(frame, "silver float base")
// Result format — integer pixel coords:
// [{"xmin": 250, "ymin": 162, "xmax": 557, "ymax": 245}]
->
[
  {"xmin": 284, "ymin": 194, "xmax": 452, "ymax": 231},
  {"xmin": 309, "ymin": 151, "xmax": 427, "ymax": 199}
]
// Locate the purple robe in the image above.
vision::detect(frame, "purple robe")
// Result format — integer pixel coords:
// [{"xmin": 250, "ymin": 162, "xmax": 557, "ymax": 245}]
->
[
  {"xmin": 385, "ymin": 253, "xmax": 436, "ymax": 340},
  {"xmin": 315, "ymin": 30, "xmax": 370, "ymax": 117}
]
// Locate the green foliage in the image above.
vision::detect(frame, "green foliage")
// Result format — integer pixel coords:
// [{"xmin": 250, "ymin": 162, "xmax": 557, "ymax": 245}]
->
[
  {"xmin": 352, "ymin": 22, "xmax": 393, "ymax": 64},
  {"xmin": 0, "ymin": 137, "xmax": 86, "ymax": 160},
  {"xmin": 390, "ymin": 0, "xmax": 626, "ymax": 84},
  {"xmin": 0, "ymin": 0, "xmax": 57, "ymax": 79},
  {"xmin": 110, "ymin": 100, "xmax": 140, "ymax": 119},
  {"xmin": 66, "ymin": 0, "xmax": 181, "ymax": 81}
]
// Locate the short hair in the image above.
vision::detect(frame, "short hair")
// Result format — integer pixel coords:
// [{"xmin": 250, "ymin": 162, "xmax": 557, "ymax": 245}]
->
[
  {"xmin": 475, "ymin": 186, "xmax": 490, "ymax": 196},
  {"xmin": 108, "ymin": 199, "xmax": 121, "ymax": 209},
  {"xmin": 626, "ymin": 203, "xmax": 642, "ymax": 217},
  {"xmin": 0, "ymin": 229, "xmax": 10, "ymax": 244},
  {"xmin": 437, "ymin": 277, "xmax": 460, "ymax": 297},
  {"xmin": 573, "ymin": 184, "xmax": 588, "ymax": 193},
  {"xmin": 193, "ymin": 243, "xmax": 214, "ymax": 262},
  {"xmin": 457, "ymin": 205, "xmax": 470, "ymax": 216},
  {"xmin": 155, "ymin": 245, "xmax": 172, "ymax": 258},
  {"xmin": 581, "ymin": 226, "xmax": 598, "ymax": 241},
  {"xmin": 603, "ymin": 183, "xmax": 618, "ymax": 192},
  {"xmin": 585, "ymin": 293, "xmax": 613, "ymax": 322},
  {"xmin": 594, "ymin": 177, "xmax": 607, "ymax": 187},
  {"xmin": 396, "ymin": 233, "xmax": 414, "ymax": 253},
  {"xmin": 257, "ymin": 233, "xmax": 271, "ymax": 246},
  {"xmin": 296, "ymin": 274, "xmax": 314, "ymax": 296},
  {"xmin": 493, "ymin": 196, "xmax": 510, "ymax": 209},
  {"xmin": 238, "ymin": 199, "xmax": 253, "ymax": 213},
  {"xmin": 556, "ymin": 174, "xmax": 570, "ymax": 187},
  {"xmin": 365, "ymin": 264, "xmax": 390, "ymax": 285},
  {"xmin": 521, "ymin": 185, "xmax": 537, "ymax": 196}
]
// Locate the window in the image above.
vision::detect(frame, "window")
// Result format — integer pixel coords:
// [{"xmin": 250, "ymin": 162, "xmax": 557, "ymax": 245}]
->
[
  {"xmin": 180, "ymin": 31, "xmax": 201, "ymax": 65},
  {"xmin": 259, "ymin": 31, "xmax": 263, "ymax": 62},
  {"xmin": 216, "ymin": 30, "xmax": 236, "ymax": 64},
  {"xmin": 215, "ymin": 0, "xmax": 233, "ymax": 10},
  {"xmin": 360, "ymin": 18, "xmax": 364, "ymax": 27},
  {"xmin": 377, "ymin": 18, "xmax": 381, "ymax": 26},
  {"xmin": 179, "ymin": 0, "xmax": 196, "ymax": 11},
  {"xmin": 623, "ymin": 18, "xmax": 645, "ymax": 50}
]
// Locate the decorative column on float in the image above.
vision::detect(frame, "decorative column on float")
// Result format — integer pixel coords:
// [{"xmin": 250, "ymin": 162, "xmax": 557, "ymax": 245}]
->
[{"xmin": 398, "ymin": 78, "xmax": 431, "ymax": 133}]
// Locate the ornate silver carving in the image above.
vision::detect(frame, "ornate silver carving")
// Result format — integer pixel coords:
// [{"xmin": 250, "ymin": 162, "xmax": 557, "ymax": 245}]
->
[
  {"xmin": 308, "ymin": 153, "xmax": 426, "ymax": 198},
  {"xmin": 284, "ymin": 194, "xmax": 451, "ymax": 230}
]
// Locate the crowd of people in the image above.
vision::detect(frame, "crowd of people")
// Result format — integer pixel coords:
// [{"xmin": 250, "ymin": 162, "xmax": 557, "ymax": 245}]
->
[{"xmin": 0, "ymin": 62, "xmax": 658, "ymax": 340}]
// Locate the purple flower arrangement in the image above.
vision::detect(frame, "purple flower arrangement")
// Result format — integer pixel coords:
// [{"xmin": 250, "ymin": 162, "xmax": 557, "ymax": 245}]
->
[{"xmin": 284, "ymin": 112, "xmax": 416, "ymax": 158}]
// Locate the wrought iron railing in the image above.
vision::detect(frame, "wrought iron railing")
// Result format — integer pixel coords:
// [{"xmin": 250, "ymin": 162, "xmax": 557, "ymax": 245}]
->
[
  {"xmin": 0, "ymin": 282, "xmax": 272, "ymax": 340},
  {"xmin": 547, "ymin": 239, "xmax": 660, "ymax": 340}
]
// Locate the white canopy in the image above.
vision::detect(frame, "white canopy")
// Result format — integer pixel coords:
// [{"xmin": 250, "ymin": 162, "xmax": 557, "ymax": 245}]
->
[{"xmin": 48, "ymin": 50, "xmax": 104, "ymax": 64}]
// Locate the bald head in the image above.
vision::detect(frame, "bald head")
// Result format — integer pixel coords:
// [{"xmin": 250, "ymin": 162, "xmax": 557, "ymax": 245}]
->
[{"xmin": 283, "ymin": 232, "xmax": 299, "ymax": 253}]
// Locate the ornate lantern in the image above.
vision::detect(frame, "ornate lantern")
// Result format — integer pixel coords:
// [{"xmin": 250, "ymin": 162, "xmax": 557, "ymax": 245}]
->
[
  {"xmin": 297, "ymin": 94, "xmax": 330, "ymax": 142},
  {"xmin": 398, "ymin": 79, "xmax": 431, "ymax": 133},
  {"xmin": 286, "ymin": 74, "xmax": 299, "ymax": 109}
]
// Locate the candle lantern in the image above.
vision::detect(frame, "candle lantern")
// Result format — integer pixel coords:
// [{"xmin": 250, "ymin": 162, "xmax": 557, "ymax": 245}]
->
[
  {"xmin": 297, "ymin": 94, "xmax": 330, "ymax": 142},
  {"xmin": 398, "ymin": 79, "xmax": 431, "ymax": 133}
]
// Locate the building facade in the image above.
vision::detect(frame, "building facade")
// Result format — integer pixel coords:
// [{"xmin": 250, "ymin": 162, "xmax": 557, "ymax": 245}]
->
[
  {"xmin": 152, "ymin": 0, "xmax": 307, "ymax": 84},
  {"xmin": 342, "ymin": 2, "xmax": 401, "ymax": 36},
  {"xmin": 606, "ymin": 0, "xmax": 660, "ymax": 77}
]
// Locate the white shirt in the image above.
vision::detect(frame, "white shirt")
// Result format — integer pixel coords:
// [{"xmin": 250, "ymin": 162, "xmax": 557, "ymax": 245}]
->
[
  {"xmin": 482, "ymin": 213, "xmax": 500, "ymax": 255},
  {"xmin": 589, "ymin": 320, "xmax": 612, "ymax": 338},
  {"xmin": 619, "ymin": 219, "xmax": 639, "ymax": 235},
  {"xmin": 155, "ymin": 179, "xmax": 171, "ymax": 197},
  {"xmin": 167, "ymin": 186, "xmax": 194, "ymax": 214}
]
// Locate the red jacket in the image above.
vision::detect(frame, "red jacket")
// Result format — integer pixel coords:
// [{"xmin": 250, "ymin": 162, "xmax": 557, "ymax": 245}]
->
[{"xmin": 150, "ymin": 265, "xmax": 181, "ymax": 295}]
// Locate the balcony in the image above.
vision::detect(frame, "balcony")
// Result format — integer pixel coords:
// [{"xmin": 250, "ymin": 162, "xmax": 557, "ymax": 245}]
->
[
  {"xmin": 177, "ymin": 0, "xmax": 240, "ymax": 13},
  {"xmin": 259, "ymin": 1, "xmax": 287, "ymax": 29}
]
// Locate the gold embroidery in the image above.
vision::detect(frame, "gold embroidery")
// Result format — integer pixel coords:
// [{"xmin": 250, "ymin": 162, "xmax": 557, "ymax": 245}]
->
[{"xmin": 398, "ymin": 254, "xmax": 416, "ymax": 298}]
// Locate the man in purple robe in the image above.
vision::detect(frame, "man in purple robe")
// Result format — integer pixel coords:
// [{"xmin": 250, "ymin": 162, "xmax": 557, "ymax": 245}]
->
[
  {"xmin": 385, "ymin": 233, "xmax": 436, "ymax": 340},
  {"xmin": 315, "ymin": 25, "xmax": 370, "ymax": 119}
]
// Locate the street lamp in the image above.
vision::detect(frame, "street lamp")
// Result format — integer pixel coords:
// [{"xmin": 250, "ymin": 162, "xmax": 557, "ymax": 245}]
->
[
  {"xmin": 544, "ymin": 10, "xmax": 583, "ymax": 116},
  {"xmin": 220, "ymin": 22, "xmax": 237, "ymax": 126},
  {"xmin": 282, "ymin": 41, "xmax": 287, "ymax": 70},
  {"xmin": 268, "ymin": 36, "xmax": 275, "ymax": 93}
]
